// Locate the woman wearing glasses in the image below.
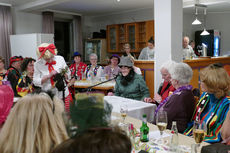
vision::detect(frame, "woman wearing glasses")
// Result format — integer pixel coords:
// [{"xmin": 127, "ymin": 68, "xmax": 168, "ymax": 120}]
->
[
  {"xmin": 184, "ymin": 63, "xmax": 230, "ymax": 143},
  {"xmin": 84, "ymin": 53, "xmax": 103, "ymax": 81},
  {"xmin": 154, "ymin": 62, "xmax": 195, "ymax": 133},
  {"xmin": 122, "ymin": 43, "xmax": 135, "ymax": 61}
]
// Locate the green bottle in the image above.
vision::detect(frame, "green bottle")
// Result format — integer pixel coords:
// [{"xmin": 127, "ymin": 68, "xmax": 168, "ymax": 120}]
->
[{"xmin": 140, "ymin": 114, "xmax": 149, "ymax": 142}]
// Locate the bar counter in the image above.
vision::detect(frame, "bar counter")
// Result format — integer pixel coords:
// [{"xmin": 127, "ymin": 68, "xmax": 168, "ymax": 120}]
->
[{"xmin": 135, "ymin": 57, "xmax": 230, "ymax": 97}]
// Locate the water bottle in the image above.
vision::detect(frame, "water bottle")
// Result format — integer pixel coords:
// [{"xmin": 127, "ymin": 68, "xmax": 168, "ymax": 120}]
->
[{"xmin": 170, "ymin": 121, "xmax": 178, "ymax": 152}]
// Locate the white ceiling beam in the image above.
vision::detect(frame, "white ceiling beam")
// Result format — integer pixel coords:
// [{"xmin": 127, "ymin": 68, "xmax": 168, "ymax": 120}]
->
[
  {"xmin": 15, "ymin": 0, "xmax": 72, "ymax": 11},
  {"xmin": 45, "ymin": 9, "xmax": 82, "ymax": 16},
  {"xmin": 183, "ymin": 0, "xmax": 230, "ymax": 8},
  {"xmin": 0, "ymin": 2, "xmax": 12, "ymax": 7}
]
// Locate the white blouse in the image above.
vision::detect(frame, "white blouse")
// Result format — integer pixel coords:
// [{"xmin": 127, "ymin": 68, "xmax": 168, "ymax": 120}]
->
[{"xmin": 33, "ymin": 55, "xmax": 70, "ymax": 99}]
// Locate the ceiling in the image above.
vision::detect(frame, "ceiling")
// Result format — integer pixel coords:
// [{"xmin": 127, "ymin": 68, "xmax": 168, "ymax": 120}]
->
[{"xmin": 0, "ymin": 0, "xmax": 230, "ymax": 16}]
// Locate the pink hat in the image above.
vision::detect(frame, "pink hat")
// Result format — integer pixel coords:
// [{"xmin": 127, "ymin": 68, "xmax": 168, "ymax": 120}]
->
[{"xmin": 0, "ymin": 85, "xmax": 14, "ymax": 125}]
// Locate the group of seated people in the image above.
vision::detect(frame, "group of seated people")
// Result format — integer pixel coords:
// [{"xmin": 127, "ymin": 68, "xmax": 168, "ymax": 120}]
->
[
  {"xmin": 0, "ymin": 41, "xmax": 230, "ymax": 153},
  {"xmin": 0, "ymin": 89, "xmax": 131, "ymax": 153}
]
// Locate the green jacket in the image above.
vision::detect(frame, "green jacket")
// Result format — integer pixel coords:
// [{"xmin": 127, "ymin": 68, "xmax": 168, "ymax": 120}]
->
[{"xmin": 114, "ymin": 73, "xmax": 150, "ymax": 101}]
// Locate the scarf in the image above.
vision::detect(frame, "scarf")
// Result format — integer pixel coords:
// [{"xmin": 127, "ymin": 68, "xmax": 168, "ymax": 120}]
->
[{"xmin": 155, "ymin": 85, "xmax": 193, "ymax": 116}]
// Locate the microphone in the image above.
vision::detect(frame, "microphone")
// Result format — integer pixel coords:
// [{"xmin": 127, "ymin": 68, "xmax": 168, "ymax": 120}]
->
[
  {"xmin": 113, "ymin": 72, "xmax": 121, "ymax": 79},
  {"xmin": 83, "ymin": 73, "xmax": 119, "ymax": 92}
]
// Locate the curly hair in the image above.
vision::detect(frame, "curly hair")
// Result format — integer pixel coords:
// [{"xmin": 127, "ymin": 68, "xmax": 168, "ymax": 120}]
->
[
  {"xmin": 21, "ymin": 57, "xmax": 36, "ymax": 73},
  {"xmin": 36, "ymin": 43, "xmax": 58, "ymax": 59},
  {"xmin": 200, "ymin": 63, "xmax": 230, "ymax": 99},
  {"xmin": 169, "ymin": 62, "xmax": 193, "ymax": 85}
]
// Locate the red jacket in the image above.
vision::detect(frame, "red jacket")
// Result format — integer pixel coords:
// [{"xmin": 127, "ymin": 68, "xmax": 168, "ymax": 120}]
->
[
  {"xmin": 158, "ymin": 81, "xmax": 175, "ymax": 102},
  {"xmin": 69, "ymin": 62, "xmax": 87, "ymax": 80}
]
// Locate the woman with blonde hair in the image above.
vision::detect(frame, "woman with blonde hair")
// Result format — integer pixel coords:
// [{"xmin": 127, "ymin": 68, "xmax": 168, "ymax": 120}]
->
[
  {"xmin": 184, "ymin": 63, "xmax": 230, "ymax": 143},
  {"xmin": 0, "ymin": 92, "xmax": 68, "ymax": 153}
]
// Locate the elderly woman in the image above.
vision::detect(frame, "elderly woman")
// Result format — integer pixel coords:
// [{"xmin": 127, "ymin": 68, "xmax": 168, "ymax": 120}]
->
[
  {"xmin": 16, "ymin": 57, "xmax": 36, "ymax": 97},
  {"xmin": 33, "ymin": 43, "xmax": 71, "ymax": 112},
  {"xmin": 138, "ymin": 37, "xmax": 155, "ymax": 60},
  {"xmin": 155, "ymin": 62, "xmax": 195, "ymax": 133},
  {"xmin": 153, "ymin": 61, "xmax": 176, "ymax": 104},
  {"xmin": 0, "ymin": 56, "xmax": 7, "ymax": 82},
  {"xmin": 104, "ymin": 54, "xmax": 120, "ymax": 79},
  {"xmin": 0, "ymin": 92, "xmax": 68, "ymax": 153},
  {"xmin": 84, "ymin": 53, "xmax": 103, "ymax": 80},
  {"xmin": 184, "ymin": 63, "xmax": 230, "ymax": 143},
  {"xmin": 112, "ymin": 56, "xmax": 151, "ymax": 102}
]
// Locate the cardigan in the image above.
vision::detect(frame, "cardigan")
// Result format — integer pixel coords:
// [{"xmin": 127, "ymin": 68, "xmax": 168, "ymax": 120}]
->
[{"xmin": 184, "ymin": 93, "xmax": 230, "ymax": 143}]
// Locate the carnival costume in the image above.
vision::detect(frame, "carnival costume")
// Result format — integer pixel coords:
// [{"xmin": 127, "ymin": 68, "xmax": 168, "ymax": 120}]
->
[
  {"xmin": 33, "ymin": 44, "xmax": 72, "ymax": 112},
  {"xmin": 184, "ymin": 92, "xmax": 230, "ymax": 143}
]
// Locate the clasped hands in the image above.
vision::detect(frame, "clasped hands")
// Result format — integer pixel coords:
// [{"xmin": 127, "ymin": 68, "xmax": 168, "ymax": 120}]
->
[{"xmin": 144, "ymin": 93, "xmax": 162, "ymax": 104}]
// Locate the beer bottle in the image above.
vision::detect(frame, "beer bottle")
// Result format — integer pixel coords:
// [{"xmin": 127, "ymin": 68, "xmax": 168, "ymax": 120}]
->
[{"xmin": 140, "ymin": 114, "xmax": 149, "ymax": 142}]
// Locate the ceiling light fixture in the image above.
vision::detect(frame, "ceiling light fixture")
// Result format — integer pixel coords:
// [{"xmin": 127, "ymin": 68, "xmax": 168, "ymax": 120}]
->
[
  {"xmin": 201, "ymin": 8, "xmax": 210, "ymax": 36},
  {"xmin": 200, "ymin": 29, "xmax": 210, "ymax": 35},
  {"xmin": 192, "ymin": 7, "xmax": 201, "ymax": 25},
  {"xmin": 116, "ymin": 0, "xmax": 121, "ymax": 2}
]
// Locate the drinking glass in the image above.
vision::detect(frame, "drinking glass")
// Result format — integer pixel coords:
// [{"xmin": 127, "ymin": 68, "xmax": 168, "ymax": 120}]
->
[
  {"xmin": 120, "ymin": 104, "xmax": 128, "ymax": 124},
  {"xmin": 193, "ymin": 121, "xmax": 206, "ymax": 152},
  {"xmin": 156, "ymin": 110, "xmax": 168, "ymax": 143}
]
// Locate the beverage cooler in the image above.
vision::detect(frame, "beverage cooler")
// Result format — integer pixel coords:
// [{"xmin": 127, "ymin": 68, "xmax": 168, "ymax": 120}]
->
[
  {"xmin": 84, "ymin": 39, "xmax": 107, "ymax": 65},
  {"xmin": 195, "ymin": 30, "xmax": 221, "ymax": 57}
]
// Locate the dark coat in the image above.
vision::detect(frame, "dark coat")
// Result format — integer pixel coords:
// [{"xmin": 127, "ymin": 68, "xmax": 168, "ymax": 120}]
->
[{"xmin": 163, "ymin": 89, "xmax": 195, "ymax": 133}]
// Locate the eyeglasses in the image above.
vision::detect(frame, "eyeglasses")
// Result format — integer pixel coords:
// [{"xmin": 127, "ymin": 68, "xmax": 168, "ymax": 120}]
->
[{"xmin": 124, "ymin": 48, "xmax": 130, "ymax": 49}]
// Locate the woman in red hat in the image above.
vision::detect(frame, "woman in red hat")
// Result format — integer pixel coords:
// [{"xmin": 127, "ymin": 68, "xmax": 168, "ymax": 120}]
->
[
  {"xmin": 6, "ymin": 56, "xmax": 23, "ymax": 97},
  {"xmin": 33, "ymin": 43, "xmax": 72, "ymax": 112}
]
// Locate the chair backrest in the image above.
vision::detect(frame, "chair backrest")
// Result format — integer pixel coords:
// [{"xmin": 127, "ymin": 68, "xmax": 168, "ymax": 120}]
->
[{"xmin": 192, "ymin": 88, "xmax": 200, "ymax": 106}]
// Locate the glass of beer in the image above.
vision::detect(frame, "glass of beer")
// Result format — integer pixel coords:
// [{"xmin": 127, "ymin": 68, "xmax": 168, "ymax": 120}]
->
[
  {"xmin": 156, "ymin": 110, "xmax": 168, "ymax": 144},
  {"xmin": 120, "ymin": 104, "xmax": 128, "ymax": 124},
  {"xmin": 193, "ymin": 121, "xmax": 206, "ymax": 146},
  {"xmin": 82, "ymin": 74, "xmax": 86, "ymax": 81}
]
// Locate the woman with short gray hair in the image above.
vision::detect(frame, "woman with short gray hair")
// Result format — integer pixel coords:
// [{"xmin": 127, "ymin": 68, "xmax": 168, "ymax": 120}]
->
[
  {"xmin": 154, "ymin": 62, "xmax": 195, "ymax": 133},
  {"xmin": 169, "ymin": 62, "xmax": 193, "ymax": 86},
  {"xmin": 85, "ymin": 53, "xmax": 103, "ymax": 80}
]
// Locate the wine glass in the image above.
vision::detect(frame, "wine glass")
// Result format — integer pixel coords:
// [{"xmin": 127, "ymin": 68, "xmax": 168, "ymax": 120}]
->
[
  {"xmin": 193, "ymin": 121, "xmax": 206, "ymax": 147},
  {"xmin": 120, "ymin": 104, "xmax": 128, "ymax": 124},
  {"xmin": 156, "ymin": 110, "xmax": 168, "ymax": 143}
]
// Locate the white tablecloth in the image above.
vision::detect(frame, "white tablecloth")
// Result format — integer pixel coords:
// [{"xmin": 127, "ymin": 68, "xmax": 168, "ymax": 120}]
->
[{"xmin": 104, "ymin": 96, "xmax": 156, "ymax": 122}]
